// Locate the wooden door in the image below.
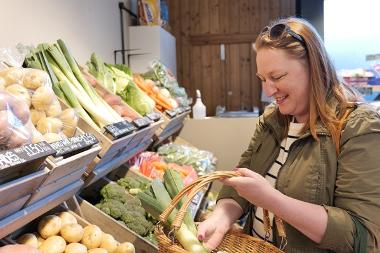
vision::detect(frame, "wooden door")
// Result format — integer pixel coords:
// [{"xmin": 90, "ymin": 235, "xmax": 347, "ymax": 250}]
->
[{"xmin": 168, "ymin": 0, "xmax": 296, "ymax": 115}]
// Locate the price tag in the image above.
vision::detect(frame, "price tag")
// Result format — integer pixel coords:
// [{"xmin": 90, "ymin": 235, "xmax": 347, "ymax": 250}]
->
[
  {"xmin": 133, "ymin": 117, "xmax": 153, "ymax": 129},
  {"xmin": 104, "ymin": 120, "xmax": 137, "ymax": 140},
  {"xmin": 146, "ymin": 112, "xmax": 161, "ymax": 122},
  {"xmin": 50, "ymin": 133, "xmax": 99, "ymax": 158},
  {"xmin": 0, "ymin": 142, "xmax": 56, "ymax": 182},
  {"xmin": 165, "ymin": 109, "xmax": 177, "ymax": 118}
]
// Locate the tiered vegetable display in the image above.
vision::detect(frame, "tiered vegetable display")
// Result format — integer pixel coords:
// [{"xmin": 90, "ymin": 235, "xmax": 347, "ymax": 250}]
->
[{"xmin": 16, "ymin": 211, "xmax": 135, "ymax": 253}]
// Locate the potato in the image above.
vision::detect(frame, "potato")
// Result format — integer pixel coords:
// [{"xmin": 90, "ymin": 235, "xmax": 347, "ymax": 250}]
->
[
  {"xmin": 60, "ymin": 223, "xmax": 84, "ymax": 243},
  {"xmin": 43, "ymin": 132, "xmax": 63, "ymax": 143},
  {"xmin": 6, "ymin": 84, "xmax": 31, "ymax": 107},
  {"xmin": 16, "ymin": 233, "xmax": 38, "ymax": 248},
  {"xmin": 88, "ymin": 249, "xmax": 108, "ymax": 253},
  {"xmin": 58, "ymin": 211, "xmax": 77, "ymax": 227},
  {"xmin": 114, "ymin": 242, "xmax": 135, "ymax": 253},
  {"xmin": 0, "ymin": 110, "xmax": 12, "ymax": 144},
  {"xmin": 31, "ymin": 109, "xmax": 46, "ymax": 126},
  {"xmin": 64, "ymin": 243, "xmax": 87, "ymax": 253},
  {"xmin": 100, "ymin": 233, "xmax": 118, "ymax": 253},
  {"xmin": 31, "ymin": 86, "xmax": 54, "ymax": 111},
  {"xmin": 23, "ymin": 69, "xmax": 49, "ymax": 90},
  {"xmin": 7, "ymin": 125, "xmax": 32, "ymax": 148},
  {"xmin": 81, "ymin": 225, "xmax": 103, "ymax": 249},
  {"xmin": 38, "ymin": 235, "xmax": 66, "ymax": 253},
  {"xmin": 37, "ymin": 117, "xmax": 63, "ymax": 134},
  {"xmin": 38, "ymin": 215, "xmax": 62, "ymax": 239},
  {"xmin": 11, "ymin": 98, "xmax": 30, "ymax": 124},
  {"xmin": 0, "ymin": 67, "xmax": 23, "ymax": 86},
  {"xmin": 36, "ymin": 233, "xmax": 45, "ymax": 247},
  {"xmin": 0, "ymin": 77, "xmax": 5, "ymax": 90},
  {"xmin": 46, "ymin": 99, "xmax": 62, "ymax": 117},
  {"xmin": 59, "ymin": 109, "xmax": 78, "ymax": 137}
]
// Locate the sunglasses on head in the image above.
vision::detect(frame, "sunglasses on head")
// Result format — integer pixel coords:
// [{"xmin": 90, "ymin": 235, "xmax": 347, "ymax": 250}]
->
[{"xmin": 262, "ymin": 23, "xmax": 305, "ymax": 45}]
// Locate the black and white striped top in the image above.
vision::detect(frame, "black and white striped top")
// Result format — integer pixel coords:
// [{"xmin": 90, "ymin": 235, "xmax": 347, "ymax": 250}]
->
[{"xmin": 252, "ymin": 121, "xmax": 304, "ymax": 242}]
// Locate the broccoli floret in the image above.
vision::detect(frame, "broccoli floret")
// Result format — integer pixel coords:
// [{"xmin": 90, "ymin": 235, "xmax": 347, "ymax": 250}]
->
[
  {"xmin": 95, "ymin": 199, "xmax": 127, "ymax": 219},
  {"xmin": 121, "ymin": 211, "xmax": 154, "ymax": 236},
  {"xmin": 117, "ymin": 177, "xmax": 141, "ymax": 189},
  {"xmin": 100, "ymin": 183, "xmax": 129, "ymax": 203},
  {"xmin": 125, "ymin": 197, "xmax": 141, "ymax": 206},
  {"xmin": 124, "ymin": 203, "xmax": 146, "ymax": 216}
]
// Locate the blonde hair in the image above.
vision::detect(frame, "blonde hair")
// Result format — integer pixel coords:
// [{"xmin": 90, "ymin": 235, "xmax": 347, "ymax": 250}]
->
[{"xmin": 255, "ymin": 17, "xmax": 359, "ymax": 153}]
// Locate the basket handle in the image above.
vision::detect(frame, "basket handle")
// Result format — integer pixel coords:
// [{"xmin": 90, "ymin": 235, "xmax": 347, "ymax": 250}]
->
[{"xmin": 159, "ymin": 171, "xmax": 286, "ymax": 241}]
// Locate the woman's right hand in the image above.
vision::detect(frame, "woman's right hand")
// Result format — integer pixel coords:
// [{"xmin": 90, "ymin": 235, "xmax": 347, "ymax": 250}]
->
[
  {"xmin": 0, "ymin": 244, "xmax": 40, "ymax": 253},
  {"xmin": 197, "ymin": 198, "xmax": 243, "ymax": 250}
]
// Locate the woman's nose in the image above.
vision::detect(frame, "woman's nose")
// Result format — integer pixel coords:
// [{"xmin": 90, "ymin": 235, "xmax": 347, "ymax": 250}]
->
[{"xmin": 262, "ymin": 81, "xmax": 277, "ymax": 97}]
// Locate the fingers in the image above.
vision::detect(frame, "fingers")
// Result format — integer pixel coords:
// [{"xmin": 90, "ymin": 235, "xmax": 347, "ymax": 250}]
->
[{"xmin": 203, "ymin": 229, "xmax": 227, "ymax": 250}]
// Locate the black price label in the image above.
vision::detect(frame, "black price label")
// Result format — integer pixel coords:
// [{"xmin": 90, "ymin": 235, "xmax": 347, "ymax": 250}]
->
[
  {"xmin": 165, "ymin": 109, "xmax": 177, "ymax": 118},
  {"xmin": 146, "ymin": 112, "xmax": 161, "ymax": 122},
  {"xmin": 104, "ymin": 120, "xmax": 137, "ymax": 139},
  {"xmin": 133, "ymin": 116, "xmax": 153, "ymax": 129},
  {"xmin": 50, "ymin": 133, "xmax": 99, "ymax": 158},
  {"xmin": 0, "ymin": 141, "xmax": 56, "ymax": 170}
]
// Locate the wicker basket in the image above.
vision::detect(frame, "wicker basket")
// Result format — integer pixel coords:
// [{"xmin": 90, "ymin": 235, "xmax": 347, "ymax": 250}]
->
[{"xmin": 156, "ymin": 171, "xmax": 286, "ymax": 253}]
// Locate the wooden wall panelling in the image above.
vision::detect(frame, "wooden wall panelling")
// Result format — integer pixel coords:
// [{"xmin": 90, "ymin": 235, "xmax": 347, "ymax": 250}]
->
[
  {"xmin": 250, "ymin": 45, "xmax": 261, "ymax": 108},
  {"xmin": 201, "ymin": 45, "xmax": 213, "ymax": 115},
  {"xmin": 190, "ymin": 0, "xmax": 201, "ymax": 36},
  {"xmin": 190, "ymin": 46, "xmax": 202, "ymax": 101},
  {"xmin": 248, "ymin": 0, "xmax": 261, "ymax": 35},
  {"xmin": 219, "ymin": 0, "xmax": 229, "ymax": 34},
  {"xmin": 227, "ymin": 0, "xmax": 240, "ymax": 34},
  {"xmin": 239, "ymin": 0, "xmax": 251, "ymax": 33},
  {"xmin": 179, "ymin": 0, "xmax": 190, "ymax": 89},
  {"xmin": 210, "ymin": 44, "xmax": 225, "ymax": 114},
  {"xmin": 209, "ymin": 0, "xmax": 221, "ymax": 34},
  {"xmin": 239, "ymin": 43, "xmax": 252, "ymax": 111},
  {"xmin": 169, "ymin": 0, "xmax": 181, "ymax": 80},
  {"xmin": 226, "ymin": 44, "xmax": 241, "ymax": 111},
  {"xmin": 199, "ymin": 0, "xmax": 210, "ymax": 35}
]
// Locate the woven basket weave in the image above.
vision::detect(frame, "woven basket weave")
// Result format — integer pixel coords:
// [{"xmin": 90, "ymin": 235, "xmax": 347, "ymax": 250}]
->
[{"xmin": 156, "ymin": 171, "xmax": 286, "ymax": 253}]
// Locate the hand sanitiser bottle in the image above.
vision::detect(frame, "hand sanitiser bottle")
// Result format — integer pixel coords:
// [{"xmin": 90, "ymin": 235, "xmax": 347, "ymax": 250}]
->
[{"xmin": 192, "ymin": 89, "xmax": 206, "ymax": 119}]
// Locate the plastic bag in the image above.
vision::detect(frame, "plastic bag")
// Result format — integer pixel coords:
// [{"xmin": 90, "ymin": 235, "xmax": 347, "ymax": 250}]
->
[
  {"xmin": 0, "ymin": 90, "xmax": 32, "ymax": 150},
  {"xmin": 0, "ymin": 67, "xmax": 79, "ymax": 144}
]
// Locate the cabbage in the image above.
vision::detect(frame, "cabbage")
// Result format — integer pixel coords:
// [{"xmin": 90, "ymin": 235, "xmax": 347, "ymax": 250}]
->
[{"xmin": 119, "ymin": 81, "xmax": 155, "ymax": 116}]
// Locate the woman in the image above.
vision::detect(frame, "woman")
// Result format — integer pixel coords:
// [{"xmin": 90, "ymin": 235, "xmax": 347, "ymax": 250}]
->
[{"xmin": 197, "ymin": 17, "xmax": 380, "ymax": 252}]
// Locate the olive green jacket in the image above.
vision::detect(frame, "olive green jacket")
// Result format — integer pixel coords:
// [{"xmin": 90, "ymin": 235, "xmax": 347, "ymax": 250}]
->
[{"xmin": 218, "ymin": 103, "xmax": 380, "ymax": 253}]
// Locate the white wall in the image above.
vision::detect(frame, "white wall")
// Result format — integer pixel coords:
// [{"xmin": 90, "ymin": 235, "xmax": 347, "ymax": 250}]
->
[
  {"xmin": 324, "ymin": 0, "xmax": 380, "ymax": 70},
  {"xmin": 0, "ymin": 0, "xmax": 127, "ymax": 64}
]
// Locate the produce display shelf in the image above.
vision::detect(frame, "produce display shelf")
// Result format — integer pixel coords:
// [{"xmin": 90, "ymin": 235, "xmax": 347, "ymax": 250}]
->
[
  {"xmin": 0, "ymin": 180, "xmax": 83, "ymax": 239},
  {"xmin": 152, "ymin": 110, "xmax": 190, "ymax": 147},
  {"xmin": 83, "ymin": 138, "xmax": 154, "ymax": 187}
]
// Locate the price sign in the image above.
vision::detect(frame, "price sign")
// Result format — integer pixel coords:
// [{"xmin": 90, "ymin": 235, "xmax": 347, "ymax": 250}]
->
[
  {"xmin": 0, "ymin": 142, "xmax": 56, "ymax": 182},
  {"xmin": 104, "ymin": 120, "xmax": 137, "ymax": 140},
  {"xmin": 146, "ymin": 112, "xmax": 161, "ymax": 122},
  {"xmin": 165, "ymin": 109, "xmax": 177, "ymax": 118},
  {"xmin": 133, "ymin": 117, "xmax": 153, "ymax": 129},
  {"xmin": 50, "ymin": 133, "xmax": 99, "ymax": 158}
]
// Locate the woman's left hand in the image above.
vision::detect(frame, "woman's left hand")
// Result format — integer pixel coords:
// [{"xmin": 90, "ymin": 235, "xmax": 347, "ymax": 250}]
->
[{"xmin": 222, "ymin": 168, "xmax": 281, "ymax": 210}]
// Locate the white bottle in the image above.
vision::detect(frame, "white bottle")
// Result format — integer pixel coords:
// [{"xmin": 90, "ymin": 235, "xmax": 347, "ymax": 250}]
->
[{"xmin": 192, "ymin": 89, "xmax": 206, "ymax": 119}]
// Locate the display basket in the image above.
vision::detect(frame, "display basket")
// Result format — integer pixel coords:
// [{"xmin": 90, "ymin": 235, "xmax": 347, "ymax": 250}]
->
[{"xmin": 156, "ymin": 171, "xmax": 286, "ymax": 253}]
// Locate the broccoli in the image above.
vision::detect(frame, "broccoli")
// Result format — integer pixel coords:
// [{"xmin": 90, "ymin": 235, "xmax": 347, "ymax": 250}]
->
[
  {"xmin": 117, "ymin": 177, "xmax": 141, "ymax": 189},
  {"xmin": 121, "ymin": 211, "xmax": 154, "ymax": 236},
  {"xmin": 100, "ymin": 183, "xmax": 130, "ymax": 203},
  {"xmin": 95, "ymin": 199, "xmax": 127, "ymax": 219}
]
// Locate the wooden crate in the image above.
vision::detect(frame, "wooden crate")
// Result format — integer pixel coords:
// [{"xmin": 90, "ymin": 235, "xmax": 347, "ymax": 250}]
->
[
  {"xmin": 152, "ymin": 110, "xmax": 190, "ymax": 147},
  {"xmin": 0, "ymin": 180, "xmax": 83, "ymax": 239},
  {"xmin": 72, "ymin": 196, "xmax": 158, "ymax": 253},
  {"xmin": 84, "ymin": 138, "xmax": 153, "ymax": 187},
  {"xmin": 25, "ymin": 167, "xmax": 87, "ymax": 206},
  {"xmin": 0, "ymin": 168, "xmax": 49, "ymax": 219}
]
